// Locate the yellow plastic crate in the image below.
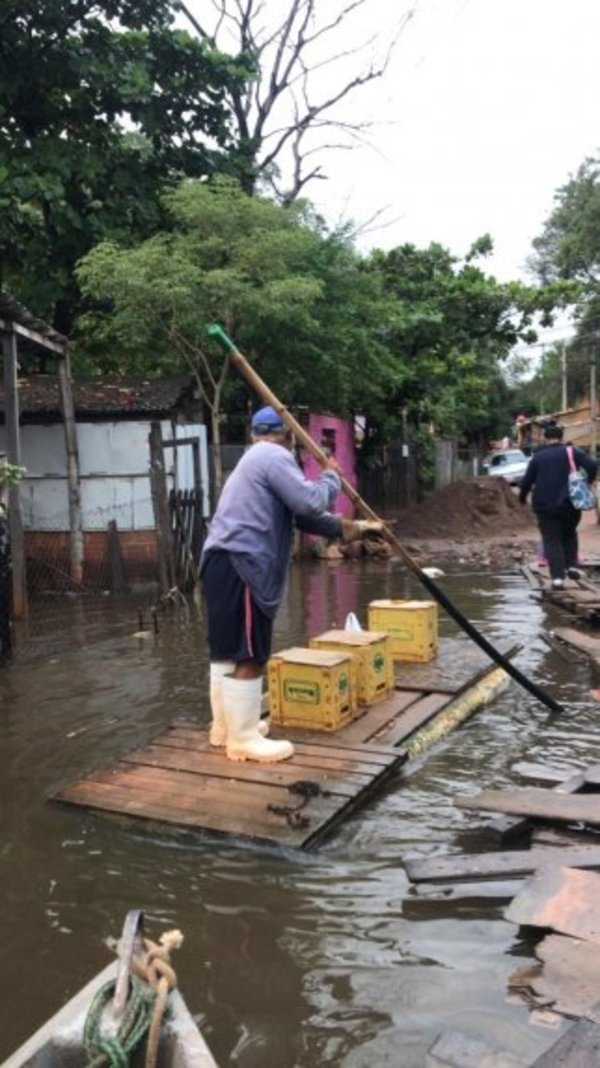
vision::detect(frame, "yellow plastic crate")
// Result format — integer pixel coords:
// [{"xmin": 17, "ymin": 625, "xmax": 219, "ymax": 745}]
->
[
  {"xmin": 367, "ymin": 600, "xmax": 438, "ymax": 662},
  {"xmin": 267, "ymin": 647, "xmax": 357, "ymax": 731},
  {"xmin": 309, "ymin": 629, "xmax": 393, "ymax": 706}
]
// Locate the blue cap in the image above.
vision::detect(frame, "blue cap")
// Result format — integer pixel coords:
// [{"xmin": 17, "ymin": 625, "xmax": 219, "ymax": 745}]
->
[{"xmin": 251, "ymin": 405, "xmax": 285, "ymax": 434}]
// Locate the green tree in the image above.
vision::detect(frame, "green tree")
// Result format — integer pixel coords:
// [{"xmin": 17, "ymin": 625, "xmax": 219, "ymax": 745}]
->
[
  {"xmin": 76, "ymin": 177, "xmax": 398, "ymax": 490},
  {"xmin": 531, "ymin": 156, "xmax": 600, "ymax": 337},
  {"xmin": 0, "ymin": 0, "xmax": 250, "ymax": 330},
  {"xmin": 367, "ymin": 240, "xmax": 543, "ymax": 444}
]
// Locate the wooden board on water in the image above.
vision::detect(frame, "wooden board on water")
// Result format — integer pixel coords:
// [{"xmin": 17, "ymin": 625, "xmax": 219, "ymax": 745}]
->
[
  {"xmin": 55, "ymin": 723, "xmax": 407, "ymax": 851},
  {"xmin": 524, "ymin": 933, "xmax": 600, "ymax": 1023},
  {"xmin": 54, "ymin": 646, "xmax": 506, "ymax": 851},
  {"xmin": 429, "ymin": 1028, "xmax": 522, "ymax": 1067},
  {"xmin": 505, "ymin": 866, "xmax": 600, "ymax": 943},
  {"xmin": 531, "ymin": 1018, "xmax": 600, "ymax": 1067},
  {"xmin": 553, "ymin": 626, "xmax": 600, "ymax": 667},
  {"xmin": 522, "ymin": 566, "xmax": 600, "ymax": 622},
  {"xmin": 404, "ymin": 846, "xmax": 600, "ymax": 884},
  {"xmin": 459, "ymin": 787, "xmax": 600, "ymax": 826}
]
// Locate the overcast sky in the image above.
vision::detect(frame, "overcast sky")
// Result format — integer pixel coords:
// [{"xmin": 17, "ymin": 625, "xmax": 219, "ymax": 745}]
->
[
  {"xmin": 307, "ymin": 0, "xmax": 600, "ymax": 284},
  {"xmin": 184, "ymin": 0, "xmax": 600, "ymax": 349}
]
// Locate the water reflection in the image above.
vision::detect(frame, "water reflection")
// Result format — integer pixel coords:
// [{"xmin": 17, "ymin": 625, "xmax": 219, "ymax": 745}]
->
[{"xmin": 0, "ymin": 560, "xmax": 598, "ymax": 1064}]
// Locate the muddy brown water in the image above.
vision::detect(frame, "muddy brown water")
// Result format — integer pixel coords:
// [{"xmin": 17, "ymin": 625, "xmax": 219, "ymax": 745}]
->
[{"xmin": 1, "ymin": 559, "xmax": 599, "ymax": 1067}]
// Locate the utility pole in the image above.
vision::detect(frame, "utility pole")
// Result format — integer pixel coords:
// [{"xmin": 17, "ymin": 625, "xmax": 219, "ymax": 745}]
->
[
  {"xmin": 561, "ymin": 342, "xmax": 568, "ymax": 411},
  {"xmin": 590, "ymin": 342, "xmax": 597, "ymax": 459},
  {"xmin": 539, "ymin": 344, "xmax": 546, "ymax": 414}
]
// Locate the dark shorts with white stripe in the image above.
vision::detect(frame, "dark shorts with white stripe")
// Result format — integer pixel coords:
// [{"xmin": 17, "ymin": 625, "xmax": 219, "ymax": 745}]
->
[{"xmin": 201, "ymin": 550, "xmax": 273, "ymax": 665}]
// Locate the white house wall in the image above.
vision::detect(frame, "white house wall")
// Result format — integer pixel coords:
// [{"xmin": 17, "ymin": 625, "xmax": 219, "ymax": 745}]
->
[{"xmin": 0, "ymin": 420, "xmax": 209, "ymax": 532}]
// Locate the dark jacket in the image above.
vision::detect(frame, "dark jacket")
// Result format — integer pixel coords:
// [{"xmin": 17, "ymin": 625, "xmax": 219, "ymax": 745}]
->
[{"xmin": 519, "ymin": 443, "xmax": 597, "ymax": 513}]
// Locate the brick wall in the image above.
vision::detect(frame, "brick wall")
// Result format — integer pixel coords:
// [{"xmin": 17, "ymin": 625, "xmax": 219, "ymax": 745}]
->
[{"xmin": 25, "ymin": 530, "xmax": 159, "ymax": 591}]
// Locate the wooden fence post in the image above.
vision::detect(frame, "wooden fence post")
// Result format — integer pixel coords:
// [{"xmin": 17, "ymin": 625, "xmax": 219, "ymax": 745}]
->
[
  {"xmin": 2, "ymin": 328, "xmax": 27, "ymax": 621},
  {"xmin": 0, "ymin": 458, "xmax": 10, "ymax": 662},
  {"xmin": 57, "ymin": 350, "xmax": 84, "ymax": 585},
  {"xmin": 148, "ymin": 421, "xmax": 175, "ymax": 594}
]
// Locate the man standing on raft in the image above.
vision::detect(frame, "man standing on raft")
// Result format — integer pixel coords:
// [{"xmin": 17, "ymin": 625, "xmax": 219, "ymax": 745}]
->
[{"xmin": 201, "ymin": 405, "xmax": 380, "ymax": 763}]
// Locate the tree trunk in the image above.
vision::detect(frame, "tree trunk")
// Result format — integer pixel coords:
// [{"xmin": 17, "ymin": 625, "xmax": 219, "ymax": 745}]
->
[{"xmin": 211, "ymin": 405, "xmax": 224, "ymax": 500}]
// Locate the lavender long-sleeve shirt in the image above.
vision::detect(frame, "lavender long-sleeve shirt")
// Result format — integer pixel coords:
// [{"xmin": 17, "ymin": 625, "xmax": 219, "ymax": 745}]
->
[{"xmin": 201, "ymin": 441, "xmax": 341, "ymax": 616}]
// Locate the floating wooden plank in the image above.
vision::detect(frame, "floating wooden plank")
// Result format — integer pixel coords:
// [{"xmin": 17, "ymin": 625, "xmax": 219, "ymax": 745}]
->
[
  {"xmin": 373, "ymin": 692, "xmax": 450, "ymax": 745},
  {"xmin": 459, "ymin": 787, "xmax": 600, "ymax": 827},
  {"xmin": 553, "ymin": 626, "xmax": 600, "ymax": 668},
  {"xmin": 312, "ymin": 690, "xmax": 420, "ymax": 745},
  {"xmin": 524, "ymin": 934, "xmax": 600, "ymax": 1022},
  {"xmin": 405, "ymin": 846, "xmax": 600, "ymax": 884},
  {"xmin": 487, "ymin": 762, "xmax": 595, "ymax": 844},
  {"xmin": 511, "ymin": 762, "xmax": 576, "ymax": 785},
  {"xmin": 531, "ymin": 1016, "xmax": 600, "ymax": 1066},
  {"xmin": 532, "ymin": 827, "xmax": 600, "ymax": 850},
  {"xmin": 523, "ymin": 566, "xmax": 600, "ymax": 622},
  {"xmin": 55, "ymin": 727, "xmax": 406, "ymax": 851},
  {"xmin": 428, "ymin": 1028, "xmax": 522, "ymax": 1067},
  {"xmin": 506, "ymin": 866, "xmax": 600, "ymax": 943},
  {"xmin": 55, "ymin": 647, "xmax": 507, "ymax": 850}
]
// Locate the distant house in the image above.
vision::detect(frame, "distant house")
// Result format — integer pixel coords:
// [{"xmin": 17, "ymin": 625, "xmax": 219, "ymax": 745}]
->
[
  {"xmin": 300, "ymin": 413, "xmax": 357, "ymax": 518},
  {"xmin": 515, "ymin": 400, "xmax": 597, "ymax": 452},
  {"xmin": 0, "ymin": 375, "xmax": 209, "ymax": 590}
]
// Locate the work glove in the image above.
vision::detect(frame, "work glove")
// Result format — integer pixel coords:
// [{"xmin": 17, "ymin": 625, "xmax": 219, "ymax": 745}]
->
[{"xmin": 340, "ymin": 518, "xmax": 385, "ymax": 542}]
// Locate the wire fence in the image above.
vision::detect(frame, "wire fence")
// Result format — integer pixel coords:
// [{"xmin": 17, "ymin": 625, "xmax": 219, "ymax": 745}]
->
[{"xmin": 8, "ymin": 497, "xmax": 166, "ymax": 660}]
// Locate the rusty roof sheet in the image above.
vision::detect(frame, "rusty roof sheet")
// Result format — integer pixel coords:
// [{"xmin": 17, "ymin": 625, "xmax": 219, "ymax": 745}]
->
[{"xmin": 0, "ymin": 374, "xmax": 193, "ymax": 419}]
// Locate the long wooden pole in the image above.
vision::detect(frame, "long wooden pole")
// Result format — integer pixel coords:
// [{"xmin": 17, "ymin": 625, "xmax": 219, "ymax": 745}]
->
[
  {"xmin": 57, "ymin": 349, "xmax": 84, "ymax": 586},
  {"xmin": 207, "ymin": 324, "xmax": 564, "ymax": 715}
]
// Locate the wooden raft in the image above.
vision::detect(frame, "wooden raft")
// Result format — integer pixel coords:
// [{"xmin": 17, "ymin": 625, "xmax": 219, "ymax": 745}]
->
[
  {"xmin": 522, "ymin": 564, "xmax": 600, "ymax": 623},
  {"xmin": 54, "ymin": 637, "xmax": 509, "ymax": 851}
]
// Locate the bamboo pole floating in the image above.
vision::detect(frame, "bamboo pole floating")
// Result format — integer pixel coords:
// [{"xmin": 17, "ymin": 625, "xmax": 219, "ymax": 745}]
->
[{"xmin": 207, "ymin": 324, "xmax": 565, "ymax": 716}]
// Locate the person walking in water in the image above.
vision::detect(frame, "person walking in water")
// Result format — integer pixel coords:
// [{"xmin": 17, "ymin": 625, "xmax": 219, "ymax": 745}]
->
[
  {"xmin": 201, "ymin": 405, "xmax": 381, "ymax": 763},
  {"xmin": 519, "ymin": 423, "xmax": 597, "ymax": 589}
]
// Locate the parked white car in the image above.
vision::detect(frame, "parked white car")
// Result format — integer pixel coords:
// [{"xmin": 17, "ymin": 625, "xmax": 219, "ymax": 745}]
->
[{"xmin": 482, "ymin": 448, "xmax": 530, "ymax": 486}]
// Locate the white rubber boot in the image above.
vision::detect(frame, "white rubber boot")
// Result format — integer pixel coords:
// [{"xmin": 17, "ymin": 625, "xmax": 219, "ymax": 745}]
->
[
  {"xmin": 209, "ymin": 662, "xmax": 269, "ymax": 746},
  {"xmin": 223, "ymin": 677, "xmax": 294, "ymax": 763},
  {"xmin": 209, "ymin": 661, "xmax": 235, "ymax": 746}
]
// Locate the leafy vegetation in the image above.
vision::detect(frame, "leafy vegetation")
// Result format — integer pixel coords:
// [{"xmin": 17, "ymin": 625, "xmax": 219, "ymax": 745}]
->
[{"xmin": 0, "ymin": 0, "xmax": 250, "ymax": 330}]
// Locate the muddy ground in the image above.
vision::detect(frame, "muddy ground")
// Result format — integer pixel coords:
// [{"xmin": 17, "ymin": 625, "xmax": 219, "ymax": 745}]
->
[{"xmin": 386, "ymin": 477, "xmax": 600, "ymax": 569}]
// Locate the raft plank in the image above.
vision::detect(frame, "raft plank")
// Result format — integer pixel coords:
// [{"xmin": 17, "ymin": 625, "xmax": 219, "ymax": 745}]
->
[
  {"xmin": 374, "ymin": 692, "xmax": 451, "ymax": 745},
  {"xmin": 523, "ymin": 934, "xmax": 600, "ymax": 1024},
  {"xmin": 532, "ymin": 827, "xmax": 600, "ymax": 849},
  {"xmin": 511, "ymin": 762, "xmax": 575, "ymax": 784},
  {"xmin": 55, "ymin": 726, "xmax": 406, "ymax": 850},
  {"xmin": 486, "ymin": 766, "xmax": 598, "ymax": 843},
  {"xmin": 531, "ymin": 1018, "xmax": 600, "ymax": 1066},
  {"xmin": 54, "ymin": 641, "xmax": 505, "ymax": 850},
  {"xmin": 460, "ymin": 787, "xmax": 600, "ymax": 826},
  {"xmin": 505, "ymin": 866, "xmax": 600, "ymax": 944},
  {"xmin": 163, "ymin": 723, "xmax": 403, "ymax": 761},
  {"xmin": 124, "ymin": 744, "xmax": 370, "ymax": 795},
  {"xmin": 429, "ymin": 1028, "xmax": 521, "ymax": 1067},
  {"xmin": 405, "ymin": 846, "xmax": 600, "ymax": 884},
  {"xmin": 314, "ymin": 690, "xmax": 421, "ymax": 745}
]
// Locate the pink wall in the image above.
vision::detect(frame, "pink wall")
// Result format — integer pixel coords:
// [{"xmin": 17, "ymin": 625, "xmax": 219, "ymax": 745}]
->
[{"xmin": 301, "ymin": 414, "xmax": 356, "ymax": 519}]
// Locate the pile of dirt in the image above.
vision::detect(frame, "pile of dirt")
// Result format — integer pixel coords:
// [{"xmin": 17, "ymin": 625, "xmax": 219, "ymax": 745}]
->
[{"xmin": 392, "ymin": 477, "xmax": 536, "ymax": 541}]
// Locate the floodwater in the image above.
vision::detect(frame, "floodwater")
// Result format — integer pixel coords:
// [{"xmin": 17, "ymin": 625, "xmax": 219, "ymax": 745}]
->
[{"xmin": 1, "ymin": 559, "xmax": 599, "ymax": 1067}]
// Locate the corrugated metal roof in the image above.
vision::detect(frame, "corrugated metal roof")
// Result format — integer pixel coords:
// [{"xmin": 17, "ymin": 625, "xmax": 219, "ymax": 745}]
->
[{"xmin": 0, "ymin": 374, "xmax": 194, "ymax": 419}]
